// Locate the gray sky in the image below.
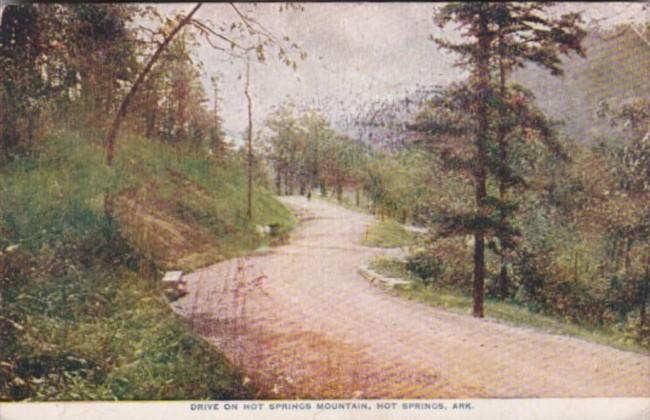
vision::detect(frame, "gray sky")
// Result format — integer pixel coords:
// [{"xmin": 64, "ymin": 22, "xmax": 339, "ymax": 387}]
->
[{"xmin": 153, "ymin": 2, "xmax": 648, "ymax": 141}]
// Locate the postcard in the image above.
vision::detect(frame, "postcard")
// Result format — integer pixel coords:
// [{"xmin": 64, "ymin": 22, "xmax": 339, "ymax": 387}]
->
[{"xmin": 0, "ymin": 2, "xmax": 648, "ymax": 419}]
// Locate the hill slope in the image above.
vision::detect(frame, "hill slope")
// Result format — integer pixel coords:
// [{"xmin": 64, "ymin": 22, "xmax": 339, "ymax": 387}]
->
[
  {"xmin": 0, "ymin": 130, "xmax": 292, "ymax": 400},
  {"xmin": 514, "ymin": 24, "xmax": 650, "ymax": 142}
]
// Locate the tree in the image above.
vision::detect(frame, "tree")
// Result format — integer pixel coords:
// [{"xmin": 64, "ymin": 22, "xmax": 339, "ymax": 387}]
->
[
  {"xmin": 0, "ymin": 4, "xmax": 78, "ymax": 158},
  {"xmin": 362, "ymin": 149, "xmax": 433, "ymax": 221},
  {"xmin": 188, "ymin": 2, "xmax": 306, "ymax": 214},
  {"xmin": 264, "ymin": 101, "xmax": 305, "ymax": 195},
  {"xmin": 598, "ymin": 98, "xmax": 650, "ymax": 330},
  {"xmin": 245, "ymin": 57, "xmax": 253, "ymax": 219},
  {"xmin": 100, "ymin": 3, "xmax": 201, "ymax": 222},
  {"xmin": 300, "ymin": 109, "xmax": 336, "ymax": 195},
  {"xmin": 102, "ymin": 2, "xmax": 305, "ymax": 221},
  {"xmin": 320, "ymin": 134, "xmax": 356, "ymax": 202},
  {"xmin": 209, "ymin": 74, "xmax": 226, "ymax": 160},
  {"xmin": 104, "ymin": 3, "xmax": 202, "ymax": 166},
  {"xmin": 68, "ymin": 4, "xmax": 140, "ymax": 127},
  {"xmin": 432, "ymin": 3, "xmax": 585, "ymax": 316},
  {"xmin": 263, "ymin": 103, "xmax": 367, "ymax": 201},
  {"xmin": 433, "ymin": 4, "xmax": 495, "ymax": 317},
  {"xmin": 489, "ymin": 3, "xmax": 585, "ymax": 298}
]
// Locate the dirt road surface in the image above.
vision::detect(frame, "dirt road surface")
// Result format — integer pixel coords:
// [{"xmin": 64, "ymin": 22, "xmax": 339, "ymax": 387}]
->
[{"xmin": 172, "ymin": 196, "xmax": 650, "ymax": 398}]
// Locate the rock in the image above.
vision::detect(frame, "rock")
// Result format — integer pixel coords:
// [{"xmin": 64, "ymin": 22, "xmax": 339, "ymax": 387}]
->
[
  {"xmin": 358, "ymin": 266, "xmax": 411, "ymax": 289},
  {"xmin": 162, "ymin": 271, "xmax": 186, "ymax": 301},
  {"xmin": 162, "ymin": 270, "xmax": 184, "ymax": 285},
  {"xmin": 256, "ymin": 225, "xmax": 273, "ymax": 235},
  {"xmin": 5, "ymin": 244, "xmax": 20, "ymax": 253}
]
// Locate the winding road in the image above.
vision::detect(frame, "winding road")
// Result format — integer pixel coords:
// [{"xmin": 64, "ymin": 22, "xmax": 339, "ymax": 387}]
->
[{"xmin": 172, "ymin": 196, "xmax": 650, "ymax": 398}]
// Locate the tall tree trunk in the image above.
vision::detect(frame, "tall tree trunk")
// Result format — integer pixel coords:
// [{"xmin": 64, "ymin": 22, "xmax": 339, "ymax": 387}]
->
[
  {"xmin": 174, "ymin": 31, "xmax": 188, "ymax": 163},
  {"xmin": 0, "ymin": 92, "xmax": 6, "ymax": 159},
  {"xmin": 145, "ymin": 108, "xmax": 156, "ymax": 139},
  {"xmin": 472, "ymin": 15, "xmax": 493, "ymax": 318},
  {"xmin": 26, "ymin": 112, "xmax": 36, "ymax": 157},
  {"xmin": 497, "ymin": 53, "xmax": 510, "ymax": 300},
  {"xmin": 275, "ymin": 169, "xmax": 282, "ymax": 195},
  {"xmin": 282, "ymin": 171, "xmax": 287, "ymax": 195},
  {"xmin": 175, "ymin": 86, "xmax": 187, "ymax": 162},
  {"xmin": 641, "ymin": 247, "xmax": 650, "ymax": 327},
  {"xmin": 211, "ymin": 76, "xmax": 223, "ymax": 160},
  {"xmin": 624, "ymin": 237, "xmax": 633, "ymax": 273},
  {"xmin": 245, "ymin": 58, "xmax": 253, "ymax": 220}
]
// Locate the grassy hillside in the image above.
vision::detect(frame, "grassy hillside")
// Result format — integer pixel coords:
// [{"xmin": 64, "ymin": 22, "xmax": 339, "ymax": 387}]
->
[{"xmin": 0, "ymin": 130, "xmax": 293, "ymax": 400}]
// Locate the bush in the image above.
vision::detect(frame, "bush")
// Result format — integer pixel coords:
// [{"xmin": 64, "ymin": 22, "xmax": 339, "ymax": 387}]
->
[
  {"xmin": 405, "ymin": 249, "xmax": 441, "ymax": 284},
  {"xmin": 426, "ymin": 237, "xmax": 473, "ymax": 292},
  {"xmin": 623, "ymin": 313, "xmax": 650, "ymax": 348}
]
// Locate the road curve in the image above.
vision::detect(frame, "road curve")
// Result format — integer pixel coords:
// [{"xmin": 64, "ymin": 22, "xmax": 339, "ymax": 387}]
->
[{"xmin": 172, "ymin": 196, "xmax": 650, "ymax": 398}]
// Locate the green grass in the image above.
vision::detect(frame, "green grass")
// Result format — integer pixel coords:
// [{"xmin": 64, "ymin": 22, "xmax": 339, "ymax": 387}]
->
[
  {"xmin": 360, "ymin": 220, "xmax": 417, "ymax": 248},
  {"xmin": 369, "ymin": 256, "xmax": 648, "ymax": 355},
  {"xmin": 1, "ymin": 131, "xmax": 290, "ymax": 246},
  {"xmin": 4, "ymin": 269, "xmax": 253, "ymax": 400},
  {"xmin": 0, "ymin": 129, "xmax": 293, "ymax": 400},
  {"xmin": 116, "ymin": 132, "xmax": 295, "ymax": 246}
]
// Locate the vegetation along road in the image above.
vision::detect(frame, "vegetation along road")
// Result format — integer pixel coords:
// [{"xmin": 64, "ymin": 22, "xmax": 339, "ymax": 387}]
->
[{"xmin": 173, "ymin": 196, "xmax": 650, "ymax": 398}]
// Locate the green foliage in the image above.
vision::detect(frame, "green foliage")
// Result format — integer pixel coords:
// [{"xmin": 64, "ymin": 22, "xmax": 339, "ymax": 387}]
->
[
  {"xmin": 409, "ymin": 237, "xmax": 474, "ymax": 292},
  {"xmin": 379, "ymin": 130, "xmax": 650, "ymax": 346},
  {"xmin": 362, "ymin": 148, "xmax": 439, "ymax": 224},
  {"xmin": 0, "ymin": 4, "xmax": 237, "ymax": 162},
  {"xmin": 1, "ymin": 268, "xmax": 251, "ymax": 401},
  {"xmin": 0, "ymin": 130, "xmax": 291, "ymax": 400},
  {"xmin": 369, "ymin": 256, "xmax": 418, "ymax": 282},
  {"xmin": 430, "ymin": 2, "xmax": 587, "ymax": 318},
  {"xmin": 405, "ymin": 249, "xmax": 442, "ymax": 285},
  {"xmin": 264, "ymin": 102, "xmax": 367, "ymax": 198},
  {"xmin": 0, "ymin": 4, "xmax": 145, "ymax": 159},
  {"xmin": 1, "ymin": 5, "xmax": 70, "ymax": 158},
  {"xmin": 370, "ymin": 257, "xmax": 647, "ymax": 354}
]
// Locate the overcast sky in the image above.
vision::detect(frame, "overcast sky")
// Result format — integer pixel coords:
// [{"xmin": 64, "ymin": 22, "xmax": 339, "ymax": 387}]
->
[{"xmin": 152, "ymin": 2, "xmax": 648, "ymax": 141}]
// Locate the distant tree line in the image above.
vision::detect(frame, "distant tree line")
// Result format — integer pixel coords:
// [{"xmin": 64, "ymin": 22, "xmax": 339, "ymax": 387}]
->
[{"xmin": 263, "ymin": 102, "xmax": 367, "ymax": 202}]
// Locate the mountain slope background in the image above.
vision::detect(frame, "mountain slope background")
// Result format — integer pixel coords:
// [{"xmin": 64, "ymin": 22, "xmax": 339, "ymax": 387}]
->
[{"xmin": 514, "ymin": 24, "xmax": 650, "ymax": 143}]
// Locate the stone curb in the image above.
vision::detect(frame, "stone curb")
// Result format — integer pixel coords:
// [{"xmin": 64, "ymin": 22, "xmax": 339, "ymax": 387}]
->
[{"xmin": 358, "ymin": 265, "xmax": 411, "ymax": 289}]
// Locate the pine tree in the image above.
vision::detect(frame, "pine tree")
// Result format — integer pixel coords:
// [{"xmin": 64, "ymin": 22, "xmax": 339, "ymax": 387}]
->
[
  {"xmin": 490, "ymin": 3, "xmax": 585, "ymax": 299},
  {"xmin": 433, "ymin": 3, "xmax": 585, "ymax": 316}
]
